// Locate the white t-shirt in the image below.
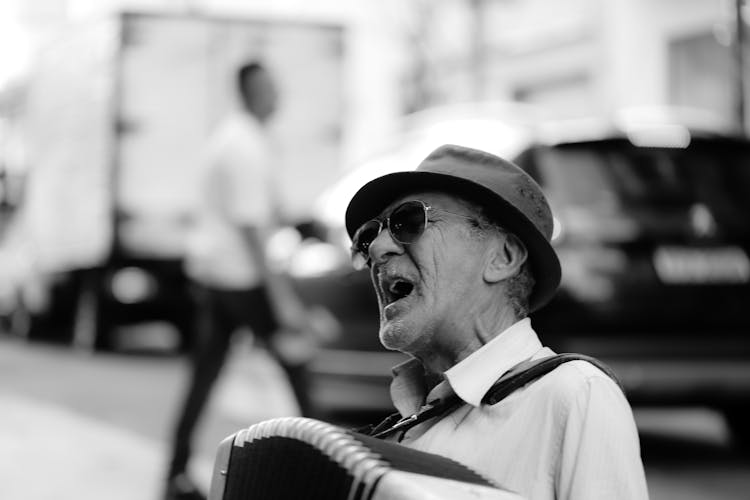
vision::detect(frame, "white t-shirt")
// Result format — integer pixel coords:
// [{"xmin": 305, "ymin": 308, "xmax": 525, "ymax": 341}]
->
[{"xmin": 184, "ymin": 112, "xmax": 278, "ymax": 289}]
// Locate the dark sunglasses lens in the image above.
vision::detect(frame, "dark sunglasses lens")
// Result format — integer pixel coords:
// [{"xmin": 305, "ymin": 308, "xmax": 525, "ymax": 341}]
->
[
  {"xmin": 389, "ymin": 201, "xmax": 426, "ymax": 244},
  {"xmin": 353, "ymin": 220, "xmax": 382, "ymax": 256}
]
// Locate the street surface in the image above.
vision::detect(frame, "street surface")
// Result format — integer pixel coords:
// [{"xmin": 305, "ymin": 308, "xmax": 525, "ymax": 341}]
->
[{"xmin": 1, "ymin": 334, "xmax": 749, "ymax": 500}]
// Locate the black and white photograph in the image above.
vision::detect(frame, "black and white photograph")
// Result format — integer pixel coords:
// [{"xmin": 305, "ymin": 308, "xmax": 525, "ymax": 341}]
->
[{"xmin": 1, "ymin": 1, "xmax": 749, "ymax": 499}]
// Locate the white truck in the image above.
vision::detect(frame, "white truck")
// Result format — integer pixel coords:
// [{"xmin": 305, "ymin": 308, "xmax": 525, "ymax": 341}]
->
[{"xmin": 12, "ymin": 11, "xmax": 344, "ymax": 351}]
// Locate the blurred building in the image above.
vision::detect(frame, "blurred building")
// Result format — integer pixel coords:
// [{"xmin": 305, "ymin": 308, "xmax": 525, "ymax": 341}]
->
[
  {"xmin": 401, "ymin": 0, "xmax": 742, "ymax": 128},
  {"xmin": 1, "ymin": 0, "xmax": 745, "ymax": 165}
]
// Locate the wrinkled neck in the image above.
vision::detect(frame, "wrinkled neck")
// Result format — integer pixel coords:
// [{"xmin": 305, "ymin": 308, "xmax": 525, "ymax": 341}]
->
[{"xmin": 415, "ymin": 295, "xmax": 520, "ymax": 384}]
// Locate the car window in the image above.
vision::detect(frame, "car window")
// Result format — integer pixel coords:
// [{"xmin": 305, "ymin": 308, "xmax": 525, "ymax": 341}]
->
[
  {"xmin": 534, "ymin": 140, "xmax": 750, "ymax": 236},
  {"xmin": 535, "ymin": 148, "xmax": 618, "ymax": 210}
]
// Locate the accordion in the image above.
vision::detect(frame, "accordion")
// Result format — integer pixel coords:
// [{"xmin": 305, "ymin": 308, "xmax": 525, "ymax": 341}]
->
[{"xmin": 209, "ymin": 417, "xmax": 523, "ymax": 500}]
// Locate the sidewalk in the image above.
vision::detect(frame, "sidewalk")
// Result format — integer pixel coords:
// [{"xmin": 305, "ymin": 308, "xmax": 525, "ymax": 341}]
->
[
  {"xmin": 0, "ymin": 336, "xmax": 298, "ymax": 500},
  {"xmin": 0, "ymin": 392, "xmax": 213, "ymax": 500}
]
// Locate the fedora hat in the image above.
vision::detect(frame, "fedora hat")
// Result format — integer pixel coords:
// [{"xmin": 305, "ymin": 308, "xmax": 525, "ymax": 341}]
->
[{"xmin": 345, "ymin": 144, "xmax": 561, "ymax": 312}]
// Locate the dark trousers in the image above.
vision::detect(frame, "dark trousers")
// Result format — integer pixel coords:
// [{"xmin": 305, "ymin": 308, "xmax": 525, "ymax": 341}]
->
[{"xmin": 167, "ymin": 283, "xmax": 312, "ymax": 478}]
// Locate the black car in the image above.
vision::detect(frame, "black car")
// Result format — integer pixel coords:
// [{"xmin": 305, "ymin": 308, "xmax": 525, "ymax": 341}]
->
[
  {"xmin": 296, "ymin": 111, "xmax": 750, "ymax": 444},
  {"xmin": 513, "ymin": 127, "xmax": 750, "ymax": 445}
]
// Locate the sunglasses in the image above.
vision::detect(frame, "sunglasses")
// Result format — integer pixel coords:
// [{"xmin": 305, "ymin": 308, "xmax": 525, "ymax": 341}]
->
[{"xmin": 350, "ymin": 200, "xmax": 474, "ymax": 270}]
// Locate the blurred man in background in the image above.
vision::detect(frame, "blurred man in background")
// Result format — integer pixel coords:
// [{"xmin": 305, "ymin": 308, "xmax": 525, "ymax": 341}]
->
[
  {"xmin": 164, "ymin": 61, "xmax": 329, "ymax": 500},
  {"xmin": 346, "ymin": 145, "xmax": 648, "ymax": 500}
]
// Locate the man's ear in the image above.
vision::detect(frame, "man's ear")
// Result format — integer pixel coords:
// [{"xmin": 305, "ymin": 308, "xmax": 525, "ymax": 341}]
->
[{"xmin": 483, "ymin": 233, "xmax": 528, "ymax": 283}]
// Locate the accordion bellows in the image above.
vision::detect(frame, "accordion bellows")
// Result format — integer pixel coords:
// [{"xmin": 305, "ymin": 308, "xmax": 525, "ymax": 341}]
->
[{"xmin": 209, "ymin": 417, "xmax": 523, "ymax": 500}]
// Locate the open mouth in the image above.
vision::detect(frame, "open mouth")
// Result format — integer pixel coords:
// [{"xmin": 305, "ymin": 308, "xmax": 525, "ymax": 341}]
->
[{"xmin": 383, "ymin": 277, "xmax": 415, "ymax": 306}]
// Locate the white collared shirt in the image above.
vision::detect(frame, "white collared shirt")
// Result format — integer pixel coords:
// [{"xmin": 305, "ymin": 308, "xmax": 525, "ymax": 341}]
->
[{"xmin": 388, "ymin": 318, "xmax": 649, "ymax": 500}]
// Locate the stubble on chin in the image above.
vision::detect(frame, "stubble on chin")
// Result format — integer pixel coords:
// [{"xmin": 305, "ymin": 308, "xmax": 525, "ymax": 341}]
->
[{"xmin": 379, "ymin": 320, "xmax": 406, "ymax": 352}]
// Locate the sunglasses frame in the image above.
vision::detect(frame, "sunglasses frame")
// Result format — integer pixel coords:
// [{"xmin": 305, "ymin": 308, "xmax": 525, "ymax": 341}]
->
[{"xmin": 350, "ymin": 200, "xmax": 474, "ymax": 269}]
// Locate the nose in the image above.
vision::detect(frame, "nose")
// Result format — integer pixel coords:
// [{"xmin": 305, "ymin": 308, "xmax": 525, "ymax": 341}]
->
[{"xmin": 368, "ymin": 223, "xmax": 405, "ymax": 266}]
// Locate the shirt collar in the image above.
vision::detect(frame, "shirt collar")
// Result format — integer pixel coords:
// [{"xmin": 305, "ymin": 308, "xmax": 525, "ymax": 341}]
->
[
  {"xmin": 389, "ymin": 318, "xmax": 544, "ymax": 415},
  {"xmin": 390, "ymin": 357, "xmax": 428, "ymax": 416},
  {"xmin": 445, "ymin": 318, "xmax": 543, "ymax": 407}
]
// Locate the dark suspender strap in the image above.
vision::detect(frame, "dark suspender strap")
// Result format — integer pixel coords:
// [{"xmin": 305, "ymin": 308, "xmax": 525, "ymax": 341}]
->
[
  {"xmin": 363, "ymin": 353, "xmax": 621, "ymax": 439},
  {"xmin": 360, "ymin": 411, "xmax": 402, "ymax": 437},
  {"xmin": 368, "ymin": 397, "xmax": 462, "ymax": 439},
  {"xmin": 482, "ymin": 352, "xmax": 623, "ymax": 405}
]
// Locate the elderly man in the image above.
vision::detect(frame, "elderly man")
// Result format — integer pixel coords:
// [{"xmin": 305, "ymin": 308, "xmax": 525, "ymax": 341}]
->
[{"xmin": 345, "ymin": 145, "xmax": 648, "ymax": 500}]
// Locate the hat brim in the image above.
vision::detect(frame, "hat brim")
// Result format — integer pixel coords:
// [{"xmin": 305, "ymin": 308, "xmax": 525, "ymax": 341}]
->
[{"xmin": 345, "ymin": 170, "xmax": 561, "ymax": 312}]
